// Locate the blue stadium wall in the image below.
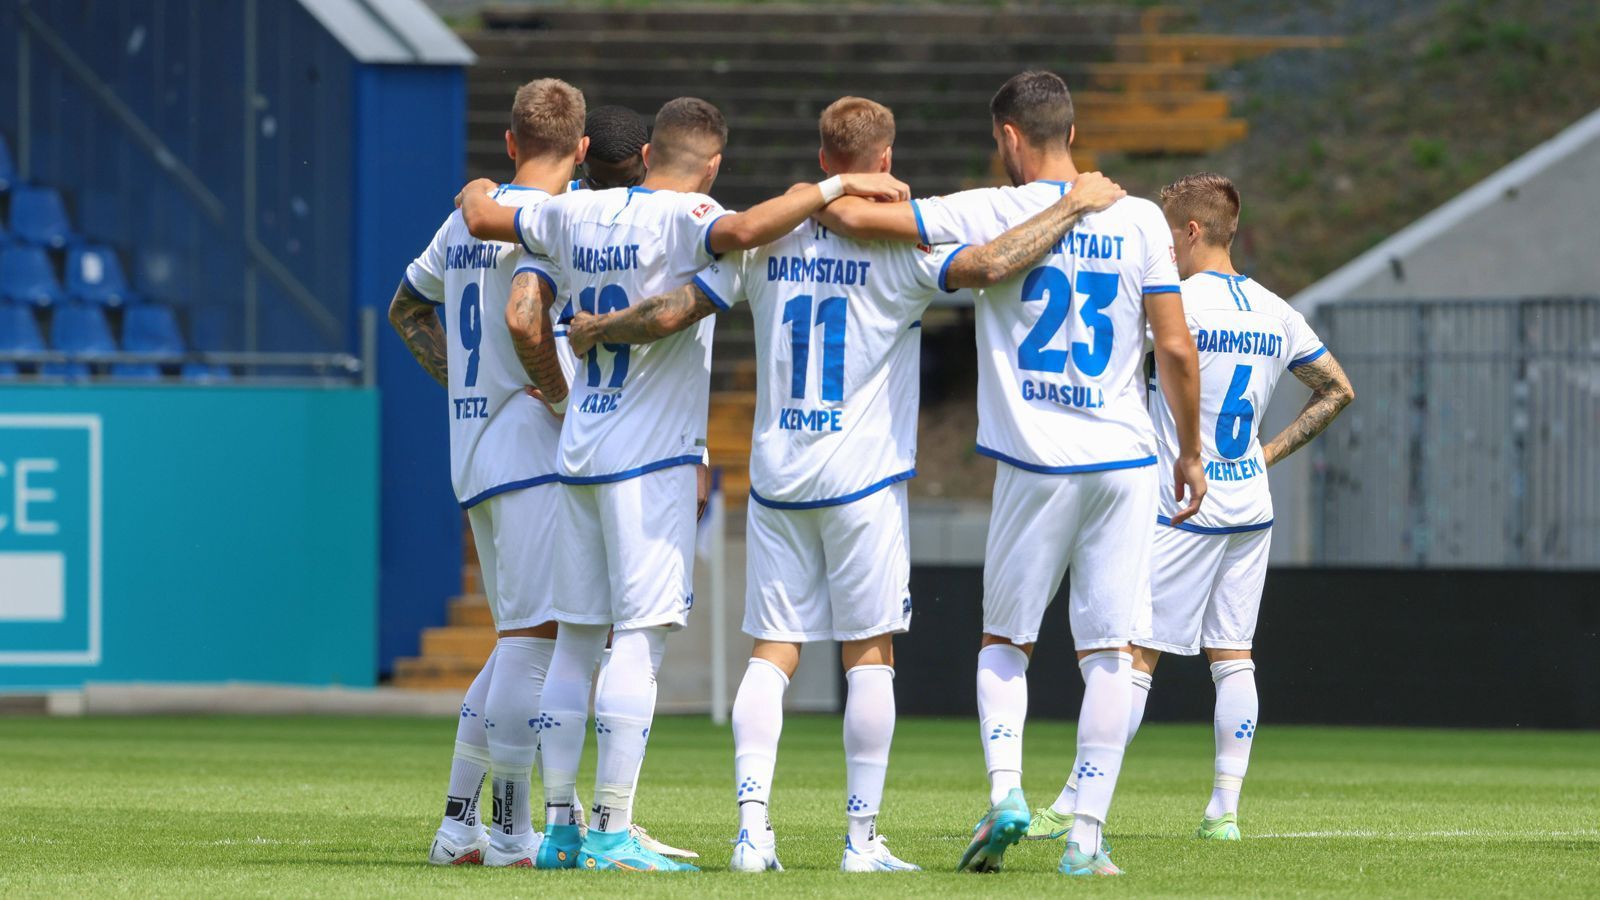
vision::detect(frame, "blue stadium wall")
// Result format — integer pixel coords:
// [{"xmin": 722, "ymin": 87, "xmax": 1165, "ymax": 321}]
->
[{"xmin": 0, "ymin": 0, "xmax": 467, "ymax": 679}]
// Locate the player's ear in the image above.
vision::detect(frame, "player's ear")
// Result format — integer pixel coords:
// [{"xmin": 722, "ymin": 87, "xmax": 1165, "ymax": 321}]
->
[
  {"xmin": 1187, "ymin": 220, "xmax": 1203, "ymax": 245},
  {"xmin": 504, "ymin": 129, "xmax": 517, "ymax": 164},
  {"xmin": 1002, "ymin": 122, "xmax": 1023, "ymax": 157},
  {"xmin": 574, "ymin": 135, "xmax": 590, "ymax": 166},
  {"xmin": 817, "ymin": 147, "xmax": 830, "ymax": 177},
  {"xmin": 640, "ymin": 142, "xmax": 653, "ymax": 171},
  {"xmin": 705, "ymin": 152, "xmax": 723, "ymax": 184},
  {"xmin": 879, "ymin": 145, "xmax": 893, "ymax": 174},
  {"xmin": 1067, "ymin": 123, "xmax": 1076, "ymax": 148}
]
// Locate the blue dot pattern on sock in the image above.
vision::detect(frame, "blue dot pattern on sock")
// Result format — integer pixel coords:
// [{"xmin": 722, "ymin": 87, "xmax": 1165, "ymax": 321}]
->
[
  {"xmin": 737, "ymin": 777, "xmax": 761, "ymax": 798},
  {"xmin": 641, "ymin": 727, "xmax": 650, "ymax": 740},
  {"xmin": 460, "ymin": 703, "xmax": 478, "ymax": 719},
  {"xmin": 594, "ymin": 720, "xmax": 612, "ymax": 735},
  {"xmin": 485, "ymin": 720, "xmax": 496, "ymax": 729},
  {"xmin": 1235, "ymin": 718, "xmax": 1255, "ymax": 740},
  {"xmin": 532, "ymin": 713, "xmax": 558, "ymax": 731},
  {"xmin": 987, "ymin": 724, "xmax": 1018, "ymax": 741},
  {"xmin": 1076, "ymin": 762, "xmax": 1103, "ymax": 778},
  {"xmin": 847, "ymin": 794, "xmax": 869, "ymax": 813}
]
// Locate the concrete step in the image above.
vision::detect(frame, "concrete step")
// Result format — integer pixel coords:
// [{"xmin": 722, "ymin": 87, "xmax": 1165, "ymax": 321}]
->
[
  {"xmin": 449, "ymin": 594, "xmax": 492, "ymax": 627},
  {"xmin": 420, "ymin": 625, "xmax": 497, "ymax": 662},
  {"xmin": 393, "ymin": 656, "xmax": 483, "ymax": 692},
  {"xmin": 1115, "ymin": 33, "xmax": 1343, "ymax": 66}
]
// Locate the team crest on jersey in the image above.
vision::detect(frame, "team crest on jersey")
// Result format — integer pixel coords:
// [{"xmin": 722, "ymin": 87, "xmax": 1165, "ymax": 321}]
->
[{"xmin": 690, "ymin": 202, "xmax": 716, "ymax": 220}]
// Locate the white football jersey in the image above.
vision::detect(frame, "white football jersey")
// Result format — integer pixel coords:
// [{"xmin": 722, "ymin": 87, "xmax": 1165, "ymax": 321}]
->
[
  {"xmin": 913, "ymin": 181, "xmax": 1181, "ymax": 472},
  {"xmin": 516, "ymin": 186, "xmax": 724, "ymax": 481},
  {"xmin": 694, "ymin": 222, "xmax": 965, "ymax": 506},
  {"xmin": 404, "ymin": 185, "xmax": 576, "ymax": 507},
  {"xmin": 1149, "ymin": 271, "xmax": 1325, "ymax": 531}
]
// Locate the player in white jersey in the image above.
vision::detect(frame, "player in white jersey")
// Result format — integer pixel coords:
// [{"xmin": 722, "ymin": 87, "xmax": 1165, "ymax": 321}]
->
[
  {"xmin": 391, "ymin": 80, "xmax": 588, "ymax": 869},
  {"xmin": 456, "ymin": 96, "xmax": 910, "ymax": 873},
  {"xmin": 816, "ymin": 72, "xmax": 1206, "ymax": 876},
  {"xmin": 1117, "ymin": 173, "xmax": 1350, "ymax": 841},
  {"xmin": 563, "ymin": 96, "xmax": 1129, "ymax": 874}
]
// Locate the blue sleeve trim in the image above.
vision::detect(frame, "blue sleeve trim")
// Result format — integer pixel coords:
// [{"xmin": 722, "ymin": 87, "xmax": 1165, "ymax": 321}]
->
[
  {"xmin": 911, "ymin": 199, "xmax": 930, "ymax": 245},
  {"xmin": 513, "ymin": 206, "xmax": 538, "ymax": 255},
  {"xmin": 460, "ymin": 474, "xmax": 562, "ymax": 509},
  {"xmin": 401, "ymin": 272, "xmax": 442, "ymax": 306},
  {"xmin": 749, "ymin": 469, "xmax": 915, "ymax": 510},
  {"xmin": 1289, "ymin": 345, "xmax": 1328, "ymax": 369},
  {"xmin": 938, "ymin": 244, "xmax": 971, "ymax": 293},
  {"xmin": 1156, "ymin": 515, "xmax": 1273, "ymax": 536},
  {"xmin": 976, "ymin": 445, "xmax": 1157, "ymax": 475},
  {"xmin": 693, "ymin": 274, "xmax": 732, "ymax": 311},
  {"xmin": 515, "ymin": 264, "xmax": 558, "ymax": 297},
  {"xmin": 558, "ymin": 454, "xmax": 702, "ymax": 486},
  {"xmin": 702, "ymin": 212, "xmax": 730, "ymax": 259},
  {"xmin": 1143, "ymin": 284, "xmax": 1182, "ymax": 295},
  {"xmin": 553, "ymin": 328, "xmax": 569, "ymax": 337}
]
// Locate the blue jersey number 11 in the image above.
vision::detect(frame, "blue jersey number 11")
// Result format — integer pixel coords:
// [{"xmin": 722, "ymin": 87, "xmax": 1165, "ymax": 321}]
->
[{"xmin": 782, "ymin": 294, "xmax": 846, "ymax": 402}]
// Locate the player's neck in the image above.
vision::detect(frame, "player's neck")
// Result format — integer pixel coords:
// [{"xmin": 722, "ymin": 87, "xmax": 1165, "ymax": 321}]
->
[
  {"xmin": 641, "ymin": 171, "xmax": 705, "ymax": 194},
  {"xmin": 1021, "ymin": 150, "xmax": 1079, "ymax": 186},
  {"xmin": 509, "ymin": 156, "xmax": 574, "ymax": 194},
  {"xmin": 1192, "ymin": 248, "xmax": 1239, "ymax": 277}
]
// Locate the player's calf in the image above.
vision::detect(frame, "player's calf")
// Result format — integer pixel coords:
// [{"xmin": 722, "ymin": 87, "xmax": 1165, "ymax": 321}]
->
[{"xmin": 1205, "ymin": 651, "xmax": 1257, "ymax": 836}]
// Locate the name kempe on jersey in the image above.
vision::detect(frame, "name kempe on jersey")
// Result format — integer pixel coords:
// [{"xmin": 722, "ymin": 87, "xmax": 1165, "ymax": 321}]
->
[
  {"xmin": 405, "ymin": 185, "xmax": 576, "ymax": 507},
  {"xmin": 913, "ymin": 181, "xmax": 1181, "ymax": 473},
  {"xmin": 516, "ymin": 186, "xmax": 725, "ymax": 482},
  {"xmin": 1150, "ymin": 271, "xmax": 1325, "ymax": 532},
  {"xmin": 694, "ymin": 222, "xmax": 965, "ymax": 507}
]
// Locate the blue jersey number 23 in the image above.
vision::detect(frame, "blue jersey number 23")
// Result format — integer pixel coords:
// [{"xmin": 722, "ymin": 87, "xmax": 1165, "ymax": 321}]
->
[{"xmin": 1017, "ymin": 268, "xmax": 1117, "ymax": 376}]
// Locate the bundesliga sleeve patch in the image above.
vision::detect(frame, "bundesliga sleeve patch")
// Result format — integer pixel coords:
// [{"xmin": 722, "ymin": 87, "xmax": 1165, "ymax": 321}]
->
[{"xmin": 690, "ymin": 202, "xmax": 716, "ymax": 220}]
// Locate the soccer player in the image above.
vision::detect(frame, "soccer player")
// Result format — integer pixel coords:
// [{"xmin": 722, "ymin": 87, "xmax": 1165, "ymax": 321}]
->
[
  {"xmin": 456, "ymin": 96, "xmax": 909, "ymax": 872},
  {"xmin": 1100, "ymin": 172, "xmax": 1353, "ymax": 841},
  {"xmin": 815, "ymin": 71, "xmax": 1206, "ymax": 876},
  {"xmin": 573, "ymin": 105, "xmax": 648, "ymax": 191},
  {"xmin": 564, "ymin": 96, "xmax": 1128, "ymax": 875},
  {"xmin": 391, "ymin": 79, "xmax": 587, "ymax": 868}
]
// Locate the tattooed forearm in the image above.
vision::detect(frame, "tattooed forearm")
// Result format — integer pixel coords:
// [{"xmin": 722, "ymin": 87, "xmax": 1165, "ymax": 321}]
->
[
  {"xmin": 945, "ymin": 196, "xmax": 1089, "ymax": 290},
  {"xmin": 583, "ymin": 285, "xmax": 717, "ymax": 348},
  {"xmin": 1263, "ymin": 351, "xmax": 1355, "ymax": 466},
  {"xmin": 506, "ymin": 272, "xmax": 568, "ymax": 405},
  {"xmin": 388, "ymin": 283, "xmax": 448, "ymax": 388}
]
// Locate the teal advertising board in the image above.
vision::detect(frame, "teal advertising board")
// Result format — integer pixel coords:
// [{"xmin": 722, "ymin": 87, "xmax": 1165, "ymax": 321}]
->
[{"xmin": 0, "ymin": 386, "xmax": 379, "ymax": 689}]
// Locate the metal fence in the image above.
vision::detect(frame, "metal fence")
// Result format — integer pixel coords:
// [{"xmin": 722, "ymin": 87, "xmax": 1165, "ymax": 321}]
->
[{"xmin": 1312, "ymin": 297, "xmax": 1600, "ymax": 568}]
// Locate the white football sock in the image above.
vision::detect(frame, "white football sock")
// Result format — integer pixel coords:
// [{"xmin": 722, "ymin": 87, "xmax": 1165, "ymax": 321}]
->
[
  {"xmin": 440, "ymin": 647, "xmax": 496, "ymax": 841},
  {"xmin": 1068, "ymin": 650, "xmax": 1133, "ymax": 851},
  {"xmin": 976, "ymin": 643, "xmax": 1028, "ymax": 805},
  {"xmin": 538, "ymin": 623, "xmax": 608, "ymax": 827},
  {"xmin": 1207, "ymin": 658, "xmax": 1258, "ymax": 818},
  {"xmin": 732, "ymin": 658, "xmax": 788, "ymax": 841},
  {"xmin": 590, "ymin": 627, "xmax": 666, "ymax": 834},
  {"xmin": 843, "ymin": 664, "xmax": 895, "ymax": 846},
  {"xmin": 1052, "ymin": 669, "xmax": 1150, "ymax": 817},
  {"xmin": 484, "ymin": 636, "xmax": 553, "ymax": 850}
]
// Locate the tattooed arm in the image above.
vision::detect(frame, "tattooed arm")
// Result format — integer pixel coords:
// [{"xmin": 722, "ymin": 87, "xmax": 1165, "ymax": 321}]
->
[
  {"xmin": 566, "ymin": 284, "xmax": 718, "ymax": 357},
  {"xmin": 942, "ymin": 172, "xmax": 1126, "ymax": 290},
  {"xmin": 1262, "ymin": 351, "xmax": 1354, "ymax": 466},
  {"xmin": 505, "ymin": 271, "xmax": 569, "ymax": 408},
  {"xmin": 387, "ymin": 281, "xmax": 448, "ymax": 388}
]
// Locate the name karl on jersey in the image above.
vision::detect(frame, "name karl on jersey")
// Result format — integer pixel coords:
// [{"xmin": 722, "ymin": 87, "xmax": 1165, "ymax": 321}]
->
[
  {"xmin": 1197, "ymin": 328, "xmax": 1283, "ymax": 358},
  {"xmin": 445, "ymin": 243, "xmax": 504, "ymax": 270},
  {"xmin": 576, "ymin": 391, "xmax": 621, "ymax": 414},
  {"xmin": 1207, "ymin": 454, "xmax": 1265, "ymax": 482},
  {"xmin": 767, "ymin": 255, "xmax": 871, "ymax": 286},
  {"xmin": 572, "ymin": 244, "xmax": 641, "ymax": 274}
]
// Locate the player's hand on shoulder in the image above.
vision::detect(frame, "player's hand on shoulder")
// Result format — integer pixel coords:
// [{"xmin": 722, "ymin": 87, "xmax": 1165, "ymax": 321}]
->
[
  {"xmin": 524, "ymin": 385, "xmax": 563, "ymax": 418},
  {"xmin": 1066, "ymin": 171, "xmax": 1125, "ymax": 214},
  {"xmin": 837, "ymin": 172, "xmax": 911, "ymax": 203},
  {"xmin": 567, "ymin": 310, "xmax": 601, "ymax": 356},
  {"xmin": 1169, "ymin": 455, "xmax": 1208, "ymax": 526},
  {"xmin": 454, "ymin": 177, "xmax": 497, "ymax": 209}
]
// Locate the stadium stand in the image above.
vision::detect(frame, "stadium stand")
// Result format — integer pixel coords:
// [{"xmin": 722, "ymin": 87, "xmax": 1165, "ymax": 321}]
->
[
  {"xmin": 66, "ymin": 244, "xmax": 137, "ymax": 307},
  {"xmin": 112, "ymin": 303, "xmax": 186, "ymax": 380},
  {"xmin": 0, "ymin": 243, "xmax": 63, "ymax": 308},
  {"xmin": 9, "ymin": 184, "xmax": 76, "ymax": 248},
  {"xmin": 43, "ymin": 301, "xmax": 115, "ymax": 378},
  {"xmin": 0, "ymin": 298, "xmax": 45, "ymax": 375}
]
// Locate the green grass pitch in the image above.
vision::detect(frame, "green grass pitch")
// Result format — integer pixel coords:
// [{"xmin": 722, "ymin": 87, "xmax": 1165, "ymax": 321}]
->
[{"xmin": 3, "ymin": 715, "xmax": 1596, "ymax": 897}]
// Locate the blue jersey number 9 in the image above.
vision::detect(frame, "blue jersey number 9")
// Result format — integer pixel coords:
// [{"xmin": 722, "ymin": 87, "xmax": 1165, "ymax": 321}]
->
[
  {"xmin": 1215, "ymin": 364, "xmax": 1255, "ymax": 459},
  {"xmin": 1017, "ymin": 267, "xmax": 1118, "ymax": 376},
  {"xmin": 458, "ymin": 283, "xmax": 482, "ymax": 388}
]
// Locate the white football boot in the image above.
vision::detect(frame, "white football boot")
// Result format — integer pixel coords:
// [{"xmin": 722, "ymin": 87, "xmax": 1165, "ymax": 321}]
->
[
  {"xmin": 427, "ymin": 825, "xmax": 488, "ymax": 866},
  {"xmin": 483, "ymin": 831, "xmax": 542, "ymax": 868},
  {"xmin": 841, "ymin": 834, "xmax": 921, "ymax": 872},
  {"xmin": 728, "ymin": 828, "xmax": 783, "ymax": 872}
]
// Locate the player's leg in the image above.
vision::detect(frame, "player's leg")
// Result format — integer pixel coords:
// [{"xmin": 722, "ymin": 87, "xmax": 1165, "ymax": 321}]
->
[
  {"xmin": 428, "ymin": 503, "xmax": 501, "ymax": 865},
  {"xmin": 578, "ymin": 464, "xmax": 699, "ymax": 872},
  {"xmin": 824, "ymin": 484, "xmax": 918, "ymax": 872},
  {"xmin": 594, "ymin": 639, "xmax": 697, "ymax": 860},
  {"xmin": 535, "ymin": 482, "xmax": 611, "ymax": 869},
  {"xmin": 961, "ymin": 465, "xmax": 1076, "ymax": 873},
  {"xmin": 1197, "ymin": 527, "xmax": 1271, "ymax": 840},
  {"xmin": 1059, "ymin": 465, "xmax": 1157, "ymax": 876},
  {"xmin": 729, "ymin": 499, "xmax": 822, "ymax": 872},
  {"xmin": 479, "ymin": 486, "xmax": 562, "ymax": 865}
]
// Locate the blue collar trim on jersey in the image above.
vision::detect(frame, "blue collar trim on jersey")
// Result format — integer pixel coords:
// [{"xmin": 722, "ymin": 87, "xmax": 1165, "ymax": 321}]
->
[
  {"xmin": 1203, "ymin": 270, "xmax": 1248, "ymax": 282},
  {"xmin": 628, "ymin": 186, "xmax": 657, "ymax": 194},
  {"xmin": 749, "ymin": 469, "xmax": 916, "ymax": 510},
  {"xmin": 1156, "ymin": 514, "xmax": 1273, "ymax": 535}
]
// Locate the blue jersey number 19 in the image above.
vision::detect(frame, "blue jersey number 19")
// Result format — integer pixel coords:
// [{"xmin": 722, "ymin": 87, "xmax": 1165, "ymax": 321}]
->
[{"xmin": 578, "ymin": 284, "xmax": 631, "ymax": 388}]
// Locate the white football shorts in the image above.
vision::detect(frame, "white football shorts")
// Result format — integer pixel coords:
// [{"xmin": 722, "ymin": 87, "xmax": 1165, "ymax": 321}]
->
[
  {"xmin": 1136, "ymin": 523, "xmax": 1271, "ymax": 655},
  {"xmin": 982, "ymin": 462, "xmax": 1157, "ymax": 650},
  {"xmin": 552, "ymin": 464, "xmax": 697, "ymax": 631},
  {"xmin": 743, "ymin": 482, "xmax": 912, "ymax": 643},
  {"xmin": 466, "ymin": 482, "xmax": 561, "ymax": 632}
]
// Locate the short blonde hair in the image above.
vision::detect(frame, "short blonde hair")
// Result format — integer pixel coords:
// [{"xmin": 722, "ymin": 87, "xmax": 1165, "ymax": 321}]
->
[
  {"xmin": 510, "ymin": 79, "xmax": 586, "ymax": 159},
  {"xmin": 819, "ymin": 96, "xmax": 895, "ymax": 168},
  {"xmin": 1159, "ymin": 172, "xmax": 1241, "ymax": 248}
]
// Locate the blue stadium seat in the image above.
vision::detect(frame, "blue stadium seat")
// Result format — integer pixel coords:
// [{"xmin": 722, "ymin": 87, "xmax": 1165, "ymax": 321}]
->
[
  {"xmin": 0, "ymin": 136, "xmax": 14, "ymax": 193},
  {"xmin": 50, "ymin": 301, "xmax": 116, "ymax": 364},
  {"xmin": 112, "ymin": 303, "xmax": 186, "ymax": 380},
  {"xmin": 0, "ymin": 362, "xmax": 18, "ymax": 377},
  {"xmin": 0, "ymin": 300, "xmax": 46, "ymax": 361},
  {"xmin": 10, "ymin": 185, "xmax": 76, "ymax": 248},
  {"xmin": 0, "ymin": 244, "xmax": 64, "ymax": 307},
  {"xmin": 67, "ymin": 244, "xmax": 136, "ymax": 307}
]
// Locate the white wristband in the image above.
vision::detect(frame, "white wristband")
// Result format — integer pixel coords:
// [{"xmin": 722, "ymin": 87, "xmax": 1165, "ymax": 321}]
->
[{"xmin": 818, "ymin": 175, "xmax": 844, "ymax": 204}]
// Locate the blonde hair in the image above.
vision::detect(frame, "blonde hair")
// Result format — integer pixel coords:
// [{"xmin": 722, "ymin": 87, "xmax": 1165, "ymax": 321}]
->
[
  {"xmin": 510, "ymin": 79, "xmax": 586, "ymax": 159},
  {"xmin": 819, "ymin": 96, "xmax": 896, "ymax": 168},
  {"xmin": 1159, "ymin": 172, "xmax": 1241, "ymax": 248}
]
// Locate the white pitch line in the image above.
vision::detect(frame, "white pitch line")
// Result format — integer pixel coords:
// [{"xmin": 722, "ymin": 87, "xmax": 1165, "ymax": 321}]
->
[{"xmin": 1253, "ymin": 829, "xmax": 1600, "ymax": 840}]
